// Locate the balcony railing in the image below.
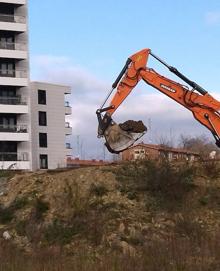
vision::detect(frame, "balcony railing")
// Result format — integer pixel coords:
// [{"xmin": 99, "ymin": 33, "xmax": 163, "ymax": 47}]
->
[
  {"xmin": 0, "ymin": 41, "xmax": 26, "ymax": 51},
  {"xmin": 65, "ymin": 122, "xmax": 71, "ymax": 128},
  {"xmin": 65, "ymin": 101, "xmax": 71, "ymax": 107},
  {"xmin": 0, "ymin": 124, "xmax": 28, "ymax": 133},
  {"xmin": 66, "ymin": 143, "xmax": 72, "ymax": 149},
  {"xmin": 0, "ymin": 152, "xmax": 28, "ymax": 161},
  {"xmin": 0, "ymin": 14, "xmax": 26, "ymax": 23},
  {"xmin": 0, "ymin": 69, "xmax": 28, "ymax": 78},
  {"xmin": 0, "ymin": 96, "xmax": 27, "ymax": 105}
]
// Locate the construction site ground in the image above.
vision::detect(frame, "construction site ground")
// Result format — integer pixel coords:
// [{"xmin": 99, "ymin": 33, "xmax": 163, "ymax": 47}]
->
[{"xmin": 0, "ymin": 160, "xmax": 220, "ymax": 270}]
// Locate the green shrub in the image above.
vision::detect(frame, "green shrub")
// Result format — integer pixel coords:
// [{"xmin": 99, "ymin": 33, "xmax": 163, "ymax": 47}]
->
[
  {"xmin": 90, "ymin": 183, "xmax": 108, "ymax": 197},
  {"xmin": 44, "ymin": 218, "xmax": 84, "ymax": 245},
  {"xmin": 0, "ymin": 196, "xmax": 29, "ymax": 224},
  {"xmin": 0, "ymin": 204, "xmax": 14, "ymax": 223},
  {"xmin": 33, "ymin": 198, "xmax": 49, "ymax": 220}
]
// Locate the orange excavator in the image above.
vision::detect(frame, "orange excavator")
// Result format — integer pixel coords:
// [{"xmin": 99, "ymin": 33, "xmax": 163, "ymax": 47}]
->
[{"xmin": 96, "ymin": 48, "xmax": 220, "ymax": 153}]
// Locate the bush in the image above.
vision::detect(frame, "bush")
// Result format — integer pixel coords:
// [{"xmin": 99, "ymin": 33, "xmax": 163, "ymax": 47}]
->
[
  {"xmin": 0, "ymin": 204, "xmax": 14, "ymax": 223},
  {"xmin": 33, "ymin": 198, "xmax": 49, "ymax": 220},
  {"xmin": 0, "ymin": 196, "xmax": 29, "ymax": 224},
  {"xmin": 90, "ymin": 183, "xmax": 108, "ymax": 197},
  {"xmin": 202, "ymin": 160, "xmax": 220, "ymax": 179},
  {"xmin": 115, "ymin": 160, "xmax": 196, "ymax": 210},
  {"xmin": 44, "ymin": 218, "xmax": 85, "ymax": 245}
]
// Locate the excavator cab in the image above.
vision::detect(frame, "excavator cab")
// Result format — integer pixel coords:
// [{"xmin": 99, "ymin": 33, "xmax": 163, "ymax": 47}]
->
[{"xmin": 96, "ymin": 108, "xmax": 147, "ymax": 153}]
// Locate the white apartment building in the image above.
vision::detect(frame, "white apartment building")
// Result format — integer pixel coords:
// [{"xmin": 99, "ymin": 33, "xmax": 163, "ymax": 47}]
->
[
  {"xmin": 0, "ymin": 0, "xmax": 72, "ymax": 170},
  {"xmin": 30, "ymin": 82, "xmax": 72, "ymax": 171},
  {"xmin": 0, "ymin": 0, "xmax": 30, "ymax": 170}
]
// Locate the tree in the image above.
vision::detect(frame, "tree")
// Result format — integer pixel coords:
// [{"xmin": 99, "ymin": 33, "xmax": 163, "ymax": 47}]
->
[{"xmin": 179, "ymin": 134, "xmax": 219, "ymax": 159}]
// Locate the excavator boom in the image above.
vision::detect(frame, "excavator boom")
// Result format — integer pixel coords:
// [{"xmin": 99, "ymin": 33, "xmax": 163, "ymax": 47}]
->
[{"xmin": 97, "ymin": 48, "xmax": 220, "ymax": 153}]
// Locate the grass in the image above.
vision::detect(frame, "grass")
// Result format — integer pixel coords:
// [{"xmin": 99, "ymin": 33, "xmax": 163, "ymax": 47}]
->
[{"xmin": 0, "ymin": 234, "xmax": 220, "ymax": 271}]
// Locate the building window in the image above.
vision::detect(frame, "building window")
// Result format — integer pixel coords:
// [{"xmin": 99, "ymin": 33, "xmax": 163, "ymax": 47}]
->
[
  {"xmin": 39, "ymin": 133, "xmax": 47, "ymax": 148},
  {"xmin": 38, "ymin": 111, "xmax": 47, "ymax": 126},
  {"xmin": 38, "ymin": 89, "xmax": 46, "ymax": 105},
  {"xmin": 40, "ymin": 154, "xmax": 48, "ymax": 169},
  {"xmin": 0, "ymin": 62, "xmax": 15, "ymax": 77}
]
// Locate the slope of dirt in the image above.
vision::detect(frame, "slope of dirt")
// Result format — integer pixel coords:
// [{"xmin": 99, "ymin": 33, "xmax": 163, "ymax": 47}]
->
[{"xmin": 0, "ymin": 160, "xmax": 220, "ymax": 269}]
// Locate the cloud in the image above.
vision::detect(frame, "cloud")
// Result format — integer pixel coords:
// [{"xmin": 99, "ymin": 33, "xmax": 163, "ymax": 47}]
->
[
  {"xmin": 30, "ymin": 55, "xmax": 213, "ymax": 159},
  {"xmin": 205, "ymin": 11, "xmax": 220, "ymax": 25}
]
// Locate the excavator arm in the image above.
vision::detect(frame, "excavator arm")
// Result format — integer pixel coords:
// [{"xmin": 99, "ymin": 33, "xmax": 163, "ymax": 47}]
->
[{"xmin": 96, "ymin": 48, "xmax": 220, "ymax": 153}]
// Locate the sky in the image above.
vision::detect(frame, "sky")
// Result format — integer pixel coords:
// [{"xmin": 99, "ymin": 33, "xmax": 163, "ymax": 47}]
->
[{"xmin": 28, "ymin": 0, "xmax": 220, "ymax": 159}]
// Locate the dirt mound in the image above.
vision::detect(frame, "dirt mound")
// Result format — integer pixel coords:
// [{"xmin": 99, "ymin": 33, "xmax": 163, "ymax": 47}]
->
[
  {"xmin": 0, "ymin": 160, "xmax": 220, "ymax": 268},
  {"xmin": 119, "ymin": 120, "xmax": 147, "ymax": 133}
]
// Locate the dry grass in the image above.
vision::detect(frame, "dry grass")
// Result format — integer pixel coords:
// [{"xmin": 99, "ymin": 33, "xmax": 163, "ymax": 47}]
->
[{"xmin": 0, "ymin": 234, "xmax": 220, "ymax": 271}]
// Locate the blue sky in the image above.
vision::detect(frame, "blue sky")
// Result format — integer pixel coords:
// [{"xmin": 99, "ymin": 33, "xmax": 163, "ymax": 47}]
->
[{"xmin": 28, "ymin": 1, "xmax": 220, "ymax": 159}]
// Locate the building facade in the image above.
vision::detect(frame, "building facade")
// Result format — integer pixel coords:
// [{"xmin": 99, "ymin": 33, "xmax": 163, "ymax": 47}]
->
[
  {"xmin": 30, "ymin": 82, "xmax": 72, "ymax": 170},
  {"xmin": 0, "ymin": 0, "xmax": 31, "ymax": 170},
  {"xmin": 0, "ymin": 0, "xmax": 72, "ymax": 170},
  {"xmin": 122, "ymin": 143, "xmax": 200, "ymax": 162}
]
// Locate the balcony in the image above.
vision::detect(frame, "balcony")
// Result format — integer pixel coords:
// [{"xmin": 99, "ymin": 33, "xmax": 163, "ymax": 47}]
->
[
  {"xmin": 0, "ymin": 41, "xmax": 27, "ymax": 59},
  {"xmin": 0, "ymin": 69, "xmax": 28, "ymax": 86},
  {"xmin": 0, "ymin": 151, "xmax": 28, "ymax": 161},
  {"xmin": 0, "ymin": 14, "xmax": 26, "ymax": 23},
  {"xmin": 0, "ymin": 124, "xmax": 27, "ymax": 133},
  {"xmin": 66, "ymin": 143, "xmax": 72, "ymax": 156},
  {"xmin": 0, "ymin": 69, "xmax": 27, "ymax": 78},
  {"xmin": 0, "ymin": 14, "xmax": 26, "ymax": 32},
  {"xmin": 0, "ymin": 96, "xmax": 27, "ymax": 105},
  {"xmin": 0, "ymin": 1, "xmax": 26, "ymax": 4},
  {"xmin": 0, "ymin": 41, "xmax": 26, "ymax": 51},
  {"xmin": 0, "ymin": 96, "xmax": 28, "ymax": 114},
  {"xmin": 66, "ymin": 143, "xmax": 72, "ymax": 149},
  {"xmin": 0, "ymin": 151, "xmax": 30, "ymax": 170},
  {"xmin": 0, "ymin": 124, "xmax": 29, "ymax": 141},
  {"xmin": 65, "ymin": 101, "xmax": 72, "ymax": 115},
  {"xmin": 65, "ymin": 122, "xmax": 72, "ymax": 135}
]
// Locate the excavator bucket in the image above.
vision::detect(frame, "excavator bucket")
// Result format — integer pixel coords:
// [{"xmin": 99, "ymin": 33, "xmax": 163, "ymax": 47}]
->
[{"xmin": 103, "ymin": 120, "xmax": 147, "ymax": 153}]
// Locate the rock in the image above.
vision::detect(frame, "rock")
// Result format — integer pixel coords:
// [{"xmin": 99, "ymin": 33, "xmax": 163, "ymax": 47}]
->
[
  {"xmin": 118, "ymin": 222, "xmax": 125, "ymax": 234},
  {"xmin": 3, "ymin": 231, "xmax": 11, "ymax": 240},
  {"xmin": 120, "ymin": 241, "xmax": 136, "ymax": 256}
]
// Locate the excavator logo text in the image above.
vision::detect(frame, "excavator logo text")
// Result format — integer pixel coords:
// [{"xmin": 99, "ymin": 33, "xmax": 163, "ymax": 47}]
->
[{"xmin": 160, "ymin": 84, "xmax": 176, "ymax": 93}]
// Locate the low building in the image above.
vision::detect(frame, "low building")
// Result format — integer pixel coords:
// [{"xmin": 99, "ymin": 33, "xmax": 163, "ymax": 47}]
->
[
  {"xmin": 67, "ymin": 158, "xmax": 110, "ymax": 168},
  {"xmin": 122, "ymin": 143, "xmax": 200, "ymax": 162}
]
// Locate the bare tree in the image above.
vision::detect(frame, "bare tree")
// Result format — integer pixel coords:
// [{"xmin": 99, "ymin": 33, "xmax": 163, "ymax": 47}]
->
[{"xmin": 179, "ymin": 134, "xmax": 219, "ymax": 159}]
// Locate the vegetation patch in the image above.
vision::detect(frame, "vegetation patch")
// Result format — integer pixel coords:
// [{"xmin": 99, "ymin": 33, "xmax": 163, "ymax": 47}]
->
[
  {"xmin": 90, "ymin": 183, "xmax": 108, "ymax": 197},
  {"xmin": 114, "ymin": 159, "xmax": 196, "ymax": 210},
  {"xmin": 0, "ymin": 196, "xmax": 29, "ymax": 224}
]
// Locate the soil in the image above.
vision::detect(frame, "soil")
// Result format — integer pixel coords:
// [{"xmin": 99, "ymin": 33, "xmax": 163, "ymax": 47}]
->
[{"xmin": 119, "ymin": 120, "xmax": 147, "ymax": 133}]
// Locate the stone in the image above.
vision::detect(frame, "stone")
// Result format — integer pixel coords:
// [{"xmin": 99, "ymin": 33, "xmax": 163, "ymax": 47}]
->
[{"xmin": 3, "ymin": 231, "xmax": 11, "ymax": 240}]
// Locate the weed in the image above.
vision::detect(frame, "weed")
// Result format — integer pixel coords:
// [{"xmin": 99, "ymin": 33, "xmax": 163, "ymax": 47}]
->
[
  {"xmin": 0, "ymin": 204, "xmax": 14, "ymax": 223},
  {"xmin": 203, "ymin": 160, "xmax": 220, "ymax": 179},
  {"xmin": 33, "ymin": 198, "xmax": 49, "ymax": 220},
  {"xmin": 90, "ymin": 183, "xmax": 108, "ymax": 197},
  {"xmin": 174, "ymin": 214, "xmax": 205, "ymax": 242},
  {"xmin": 0, "ymin": 196, "xmax": 29, "ymax": 224},
  {"xmin": 15, "ymin": 220, "xmax": 27, "ymax": 236},
  {"xmin": 44, "ymin": 218, "xmax": 84, "ymax": 245}
]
